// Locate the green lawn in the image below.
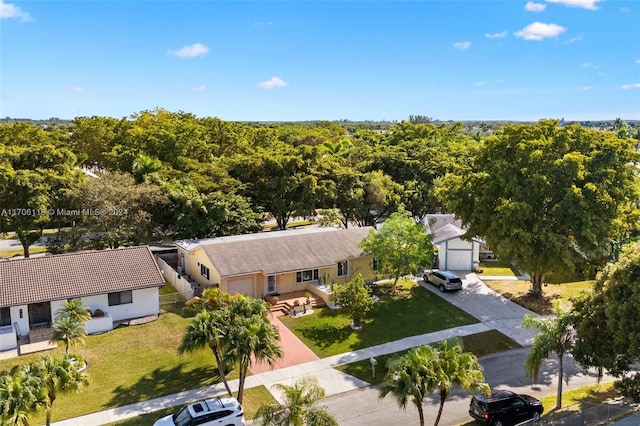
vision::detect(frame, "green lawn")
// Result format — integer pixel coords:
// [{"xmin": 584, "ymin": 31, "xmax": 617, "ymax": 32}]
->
[
  {"xmin": 106, "ymin": 386, "xmax": 275, "ymax": 425},
  {"xmin": 336, "ymin": 330, "xmax": 520, "ymax": 385},
  {"xmin": 478, "ymin": 260, "xmax": 519, "ymax": 276},
  {"xmin": 0, "ymin": 246, "xmax": 47, "ymax": 258},
  {"xmin": 279, "ymin": 279, "xmax": 479, "ymax": 358},
  {"xmin": 0, "ymin": 310, "xmax": 236, "ymax": 424}
]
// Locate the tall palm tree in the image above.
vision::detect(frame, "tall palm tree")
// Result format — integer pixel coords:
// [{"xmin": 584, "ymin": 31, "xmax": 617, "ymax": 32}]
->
[
  {"xmin": 54, "ymin": 299, "xmax": 91, "ymax": 324},
  {"xmin": 430, "ymin": 340, "xmax": 489, "ymax": 426},
  {"xmin": 255, "ymin": 376, "xmax": 338, "ymax": 426},
  {"xmin": 522, "ymin": 304, "xmax": 574, "ymax": 409},
  {"xmin": 51, "ymin": 316, "xmax": 87, "ymax": 354},
  {"xmin": 178, "ymin": 309, "xmax": 234, "ymax": 396},
  {"xmin": 0, "ymin": 368, "xmax": 46, "ymax": 426},
  {"xmin": 380, "ymin": 345, "xmax": 436, "ymax": 426},
  {"xmin": 34, "ymin": 354, "xmax": 89, "ymax": 426},
  {"xmin": 222, "ymin": 297, "xmax": 283, "ymax": 404},
  {"xmin": 380, "ymin": 341, "xmax": 489, "ymax": 426}
]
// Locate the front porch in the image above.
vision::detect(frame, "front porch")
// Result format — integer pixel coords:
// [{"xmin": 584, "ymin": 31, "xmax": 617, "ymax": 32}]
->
[{"xmin": 264, "ymin": 290, "xmax": 327, "ymax": 316}]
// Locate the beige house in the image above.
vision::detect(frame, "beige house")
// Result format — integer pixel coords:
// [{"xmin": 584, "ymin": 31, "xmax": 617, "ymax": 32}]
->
[{"xmin": 175, "ymin": 227, "xmax": 377, "ymax": 303}]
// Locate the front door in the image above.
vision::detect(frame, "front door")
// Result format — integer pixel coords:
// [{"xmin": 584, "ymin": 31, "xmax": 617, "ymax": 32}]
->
[
  {"xmin": 28, "ymin": 302, "xmax": 52, "ymax": 328},
  {"xmin": 266, "ymin": 275, "xmax": 277, "ymax": 294}
]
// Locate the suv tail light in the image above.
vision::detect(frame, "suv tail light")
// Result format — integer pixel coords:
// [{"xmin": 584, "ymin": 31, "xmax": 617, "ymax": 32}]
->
[{"xmin": 484, "ymin": 412, "xmax": 489, "ymax": 421}]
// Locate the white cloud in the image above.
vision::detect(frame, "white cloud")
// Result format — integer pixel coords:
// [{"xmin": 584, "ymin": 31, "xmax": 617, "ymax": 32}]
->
[
  {"xmin": 525, "ymin": 2, "xmax": 547, "ymax": 12},
  {"xmin": 453, "ymin": 41, "xmax": 471, "ymax": 50},
  {"xmin": 192, "ymin": 85, "xmax": 207, "ymax": 92},
  {"xmin": 0, "ymin": 0, "xmax": 33, "ymax": 22},
  {"xmin": 564, "ymin": 34, "xmax": 583, "ymax": 44},
  {"xmin": 620, "ymin": 7, "xmax": 631, "ymax": 12},
  {"xmin": 582, "ymin": 62, "xmax": 601, "ymax": 69},
  {"xmin": 514, "ymin": 22, "xmax": 566, "ymax": 41},
  {"xmin": 253, "ymin": 21, "xmax": 273, "ymax": 26},
  {"xmin": 167, "ymin": 43, "xmax": 209, "ymax": 58},
  {"xmin": 67, "ymin": 85, "xmax": 84, "ymax": 93},
  {"xmin": 621, "ymin": 83, "xmax": 640, "ymax": 90},
  {"xmin": 474, "ymin": 81, "xmax": 488, "ymax": 87},
  {"xmin": 545, "ymin": 0, "xmax": 602, "ymax": 10},
  {"xmin": 258, "ymin": 76, "xmax": 288, "ymax": 90},
  {"xmin": 635, "ymin": 59, "xmax": 640, "ymax": 64},
  {"xmin": 582, "ymin": 86, "xmax": 593, "ymax": 91},
  {"xmin": 496, "ymin": 78, "xmax": 505, "ymax": 84},
  {"xmin": 485, "ymin": 31, "xmax": 508, "ymax": 39}
]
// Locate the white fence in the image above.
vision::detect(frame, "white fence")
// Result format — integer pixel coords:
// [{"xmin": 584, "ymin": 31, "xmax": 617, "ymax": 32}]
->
[{"xmin": 155, "ymin": 256, "xmax": 194, "ymax": 300}]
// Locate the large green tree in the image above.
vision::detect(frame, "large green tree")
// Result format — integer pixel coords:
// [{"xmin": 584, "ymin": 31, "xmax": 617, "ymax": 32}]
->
[
  {"xmin": 437, "ymin": 120, "xmax": 640, "ymax": 296},
  {"xmin": 380, "ymin": 341, "xmax": 488, "ymax": 426},
  {"xmin": 255, "ymin": 376, "xmax": 338, "ymax": 426},
  {"xmin": 359, "ymin": 206, "xmax": 434, "ymax": 291},
  {"xmin": 522, "ymin": 305, "xmax": 574, "ymax": 409},
  {"xmin": 0, "ymin": 368, "xmax": 45, "ymax": 426},
  {"xmin": 572, "ymin": 241, "xmax": 640, "ymax": 393}
]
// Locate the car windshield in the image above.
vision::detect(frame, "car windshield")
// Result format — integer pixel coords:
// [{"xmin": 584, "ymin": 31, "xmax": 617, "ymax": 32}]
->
[{"xmin": 173, "ymin": 406, "xmax": 194, "ymax": 426}]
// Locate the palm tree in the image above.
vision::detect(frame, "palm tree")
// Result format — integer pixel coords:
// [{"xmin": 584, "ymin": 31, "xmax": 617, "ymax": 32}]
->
[
  {"xmin": 54, "ymin": 299, "xmax": 91, "ymax": 324},
  {"xmin": 34, "ymin": 354, "xmax": 89, "ymax": 426},
  {"xmin": 380, "ymin": 341, "xmax": 489, "ymax": 426},
  {"xmin": 0, "ymin": 368, "xmax": 46, "ymax": 425},
  {"xmin": 222, "ymin": 297, "xmax": 283, "ymax": 404},
  {"xmin": 255, "ymin": 376, "xmax": 338, "ymax": 426},
  {"xmin": 430, "ymin": 340, "xmax": 489, "ymax": 426},
  {"xmin": 380, "ymin": 345, "xmax": 436, "ymax": 426},
  {"xmin": 178, "ymin": 309, "xmax": 234, "ymax": 396},
  {"xmin": 522, "ymin": 304, "xmax": 574, "ymax": 409},
  {"xmin": 51, "ymin": 316, "xmax": 87, "ymax": 354}
]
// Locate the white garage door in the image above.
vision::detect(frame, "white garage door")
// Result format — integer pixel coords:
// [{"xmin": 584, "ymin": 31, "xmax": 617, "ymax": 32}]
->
[
  {"xmin": 227, "ymin": 277, "xmax": 255, "ymax": 298},
  {"xmin": 446, "ymin": 251, "xmax": 472, "ymax": 271}
]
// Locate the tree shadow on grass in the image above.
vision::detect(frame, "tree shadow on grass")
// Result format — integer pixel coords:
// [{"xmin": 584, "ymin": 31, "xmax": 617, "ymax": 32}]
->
[
  {"xmin": 105, "ymin": 363, "xmax": 220, "ymax": 408},
  {"xmin": 298, "ymin": 322, "xmax": 353, "ymax": 350}
]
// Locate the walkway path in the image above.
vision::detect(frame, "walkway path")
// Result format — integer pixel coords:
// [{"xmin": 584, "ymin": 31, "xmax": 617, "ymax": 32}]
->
[{"xmin": 52, "ymin": 275, "xmax": 538, "ymax": 426}]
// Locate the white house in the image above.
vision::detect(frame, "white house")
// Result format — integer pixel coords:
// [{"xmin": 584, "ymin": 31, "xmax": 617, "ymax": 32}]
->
[
  {"xmin": 423, "ymin": 214, "xmax": 482, "ymax": 271},
  {"xmin": 0, "ymin": 246, "xmax": 164, "ymax": 352}
]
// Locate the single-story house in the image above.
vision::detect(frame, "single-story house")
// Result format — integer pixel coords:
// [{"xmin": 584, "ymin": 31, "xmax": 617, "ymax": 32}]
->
[
  {"xmin": 0, "ymin": 246, "xmax": 164, "ymax": 352},
  {"xmin": 423, "ymin": 214, "xmax": 483, "ymax": 271},
  {"xmin": 175, "ymin": 226, "xmax": 377, "ymax": 302}
]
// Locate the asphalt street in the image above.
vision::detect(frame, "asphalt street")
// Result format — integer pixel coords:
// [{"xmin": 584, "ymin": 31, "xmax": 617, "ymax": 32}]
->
[{"xmin": 313, "ymin": 348, "xmax": 614, "ymax": 426}]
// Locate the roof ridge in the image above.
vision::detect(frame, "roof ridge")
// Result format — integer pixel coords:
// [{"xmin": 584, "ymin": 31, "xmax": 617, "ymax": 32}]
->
[{"xmin": 1, "ymin": 245, "xmax": 150, "ymax": 263}]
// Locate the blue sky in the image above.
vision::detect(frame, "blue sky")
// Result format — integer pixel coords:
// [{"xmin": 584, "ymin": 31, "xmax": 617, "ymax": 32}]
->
[{"xmin": 1, "ymin": 0, "xmax": 639, "ymax": 121}]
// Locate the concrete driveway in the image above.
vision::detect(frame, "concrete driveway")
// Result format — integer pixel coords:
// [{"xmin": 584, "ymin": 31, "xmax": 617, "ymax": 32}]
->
[{"xmin": 419, "ymin": 271, "xmax": 539, "ymax": 346}]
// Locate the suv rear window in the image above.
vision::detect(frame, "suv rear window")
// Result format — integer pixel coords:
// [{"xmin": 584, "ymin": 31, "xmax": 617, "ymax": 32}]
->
[{"xmin": 449, "ymin": 278, "xmax": 462, "ymax": 284}]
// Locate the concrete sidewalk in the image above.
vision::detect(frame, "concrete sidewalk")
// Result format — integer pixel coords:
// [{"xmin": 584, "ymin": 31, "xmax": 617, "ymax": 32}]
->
[{"xmin": 53, "ymin": 274, "xmax": 536, "ymax": 426}]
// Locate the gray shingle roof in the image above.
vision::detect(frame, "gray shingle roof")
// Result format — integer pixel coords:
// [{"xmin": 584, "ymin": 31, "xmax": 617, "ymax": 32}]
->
[
  {"xmin": 189, "ymin": 226, "xmax": 374, "ymax": 277},
  {"xmin": 0, "ymin": 246, "xmax": 164, "ymax": 307}
]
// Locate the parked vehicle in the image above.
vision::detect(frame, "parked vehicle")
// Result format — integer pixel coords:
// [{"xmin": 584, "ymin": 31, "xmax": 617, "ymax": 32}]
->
[
  {"xmin": 468, "ymin": 390, "xmax": 543, "ymax": 426},
  {"xmin": 153, "ymin": 396, "xmax": 245, "ymax": 426},
  {"xmin": 423, "ymin": 270, "xmax": 463, "ymax": 292}
]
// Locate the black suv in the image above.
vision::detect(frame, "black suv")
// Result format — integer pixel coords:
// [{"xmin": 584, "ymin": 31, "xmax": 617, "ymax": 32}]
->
[{"xmin": 469, "ymin": 390, "xmax": 543, "ymax": 426}]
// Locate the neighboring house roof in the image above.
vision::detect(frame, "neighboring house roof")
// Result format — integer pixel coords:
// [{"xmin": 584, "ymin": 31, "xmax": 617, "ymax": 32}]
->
[
  {"xmin": 177, "ymin": 226, "xmax": 374, "ymax": 277},
  {"xmin": 423, "ymin": 214, "xmax": 483, "ymax": 244},
  {"xmin": 0, "ymin": 246, "xmax": 164, "ymax": 308}
]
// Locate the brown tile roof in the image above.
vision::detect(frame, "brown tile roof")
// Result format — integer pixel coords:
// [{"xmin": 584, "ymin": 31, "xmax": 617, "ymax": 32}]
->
[
  {"xmin": 0, "ymin": 246, "xmax": 164, "ymax": 307},
  {"xmin": 183, "ymin": 226, "xmax": 374, "ymax": 277}
]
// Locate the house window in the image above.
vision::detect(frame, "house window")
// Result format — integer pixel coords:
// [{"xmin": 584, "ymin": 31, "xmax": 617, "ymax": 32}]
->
[
  {"xmin": 200, "ymin": 264, "xmax": 210, "ymax": 280},
  {"xmin": 296, "ymin": 269, "xmax": 319, "ymax": 283},
  {"xmin": 0, "ymin": 307, "xmax": 10, "ymax": 327},
  {"xmin": 337, "ymin": 261, "xmax": 348, "ymax": 277},
  {"xmin": 108, "ymin": 290, "xmax": 133, "ymax": 306},
  {"xmin": 372, "ymin": 257, "xmax": 381, "ymax": 271}
]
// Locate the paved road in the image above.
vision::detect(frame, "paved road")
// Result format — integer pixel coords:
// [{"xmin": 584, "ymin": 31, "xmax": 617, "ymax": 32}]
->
[
  {"xmin": 312, "ymin": 348, "xmax": 614, "ymax": 426},
  {"xmin": 0, "ymin": 237, "xmax": 46, "ymax": 252}
]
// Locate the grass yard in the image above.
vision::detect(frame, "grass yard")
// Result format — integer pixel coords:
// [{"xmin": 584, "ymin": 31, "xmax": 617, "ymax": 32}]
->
[
  {"xmin": 106, "ymin": 386, "xmax": 275, "ymax": 425},
  {"xmin": 478, "ymin": 260, "xmax": 520, "ymax": 276},
  {"xmin": 483, "ymin": 280, "xmax": 594, "ymax": 314},
  {"xmin": 279, "ymin": 279, "xmax": 479, "ymax": 358},
  {"xmin": 0, "ymin": 246, "xmax": 47, "ymax": 258},
  {"xmin": 0, "ymin": 310, "xmax": 236, "ymax": 424},
  {"xmin": 337, "ymin": 330, "xmax": 520, "ymax": 385}
]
